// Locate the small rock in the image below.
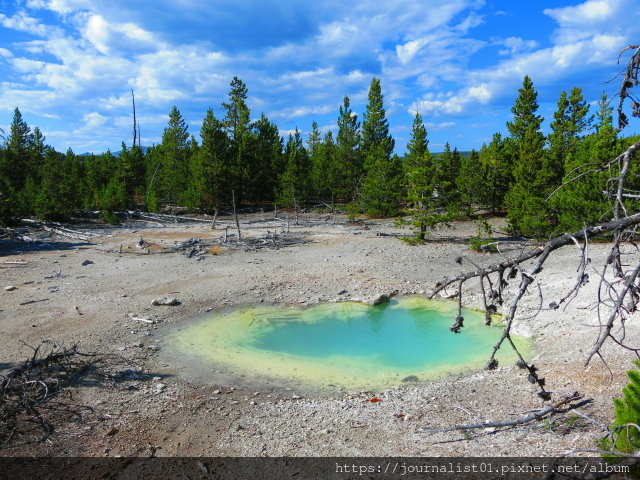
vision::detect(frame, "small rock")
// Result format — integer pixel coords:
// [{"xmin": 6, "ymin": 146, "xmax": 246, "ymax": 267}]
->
[
  {"xmin": 213, "ymin": 390, "xmax": 221, "ymax": 394},
  {"xmin": 4, "ymin": 286, "xmax": 16, "ymax": 291},
  {"xmin": 155, "ymin": 383, "xmax": 166, "ymax": 392},
  {"xmin": 152, "ymin": 376, "xmax": 162, "ymax": 382},
  {"xmin": 371, "ymin": 294, "xmax": 390, "ymax": 306},
  {"xmin": 81, "ymin": 260, "xmax": 94, "ymax": 266},
  {"xmin": 401, "ymin": 375, "xmax": 419, "ymax": 383},
  {"xmin": 152, "ymin": 297, "xmax": 180, "ymax": 306},
  {"xmin": 292, "ymin": 395, "xmax": 303, "ymax": 400},
  {"xmin": 337, "ymin": 289, "xmax": 348, "ymax": 295}
]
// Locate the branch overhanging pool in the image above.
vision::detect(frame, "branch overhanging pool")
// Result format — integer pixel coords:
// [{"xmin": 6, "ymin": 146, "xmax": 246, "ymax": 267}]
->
[{"xmin": 158, "ymin": 296, "xmax": 531, "ymax": 392}]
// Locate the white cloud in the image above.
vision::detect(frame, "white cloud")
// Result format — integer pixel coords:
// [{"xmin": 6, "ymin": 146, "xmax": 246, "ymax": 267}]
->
[
  {"xmin": 0, "ymin": 11, "xmax": 51, "ymax": 36},
  {"xmin": 270, "ymin": 104, "xmax": 334, "ymax": 121},
  {"xmin": 544, "ymin": 0, "xmax": 635, "ymax": 44},
  {"xmin": 497, "ymin": 37, "xmax": 539, "ymax": 56},
  {"xmin": 82, "ymin": 14, "xmax": 160, "ymax": 54}
]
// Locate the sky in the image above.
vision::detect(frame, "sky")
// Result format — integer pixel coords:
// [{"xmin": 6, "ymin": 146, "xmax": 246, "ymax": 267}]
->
[{"xmin": 0, "ymin": 0, "xmax": 638, "ymax": 155}]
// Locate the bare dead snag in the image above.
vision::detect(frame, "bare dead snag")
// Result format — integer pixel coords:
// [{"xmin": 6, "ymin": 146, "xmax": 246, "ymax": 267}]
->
[
  {"xmin": 431, "ymin": 45, "xmax": 640, "ymax": 398},
  {"xmin": 232, "ymin": 190, "xmax": 241, "ymax": 241}
]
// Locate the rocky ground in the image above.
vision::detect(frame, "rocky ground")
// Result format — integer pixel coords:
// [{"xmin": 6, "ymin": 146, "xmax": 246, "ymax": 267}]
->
[{"xmin": 0, "ymin": 210, "xmax": 638, "ymax": 457}]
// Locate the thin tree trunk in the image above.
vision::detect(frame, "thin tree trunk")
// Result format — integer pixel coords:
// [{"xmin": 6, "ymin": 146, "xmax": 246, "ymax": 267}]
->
[{"xmin": 232, "ymin": 190, "xmax": 241, "ymax": 241}]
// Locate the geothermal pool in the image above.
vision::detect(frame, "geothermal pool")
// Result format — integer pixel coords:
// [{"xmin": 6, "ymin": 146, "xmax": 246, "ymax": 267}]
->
[{"xmin": 160, "ymin": 297, "xmax": 528, "ymax": 391}]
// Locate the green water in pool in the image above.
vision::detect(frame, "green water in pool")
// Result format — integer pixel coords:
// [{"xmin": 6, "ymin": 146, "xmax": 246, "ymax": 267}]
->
[{"xmin": 161, "ymin": 296, "xmax": 529, "ymax": 390}]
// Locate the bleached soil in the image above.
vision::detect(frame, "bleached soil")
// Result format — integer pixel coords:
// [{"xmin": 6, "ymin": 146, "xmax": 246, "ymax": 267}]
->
[{"xmin": 1, "ymin": 211, "xmax": 637, "ymax": 457}]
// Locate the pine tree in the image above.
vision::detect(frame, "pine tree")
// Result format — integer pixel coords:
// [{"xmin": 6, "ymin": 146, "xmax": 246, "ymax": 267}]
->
[
  {"xmin": 433, "ymin": 142, "xmax": 461, "ymax": 209},
  {"xmin": 477, "ymin": 133, "xmax": 512, "ymax": 213},
  {"xmin": 555, "ymin": 92, "xmax": 617, "ymax": 231},
  {"xmin": 157, "ymin": 106, "xmax": 190, "ymax": 206},
  {"xmin": 310, "ymin": 130, "xmax": 335, "ymax": 202},
  {"xmin": 599, "ymin": 360, "xmax": 640, "ymax": 453},
  {"xmin": 546, "ymin": 87, "xmax": 592, "ymax": 190},
  {"xmin": 222, "ymin": 77, "xmax": 251, "ymax": 202},
  {"xmin": 278, "ymin": 129, "xmax": 311, "ymax": 207},
  {"xmin": 504, "ymin": 76, "xmax": 549, "ymax": 237},
  {"xmin": 331, "ymin": 96, "xmax": 362, "ymax": 203},
  {"xmin": 359, "ymin": 78, "xmax": 401, "ymax": 216},
  {"xmin": 457, "ymin": 149, "xmax": 483, "ymax": 214},
  {"xmin": 186, "ymin": 108, "xmax": 230, "ymax": 210},
  {"xmin": 6, "ymin": 108, "xmax": 35, "ymax": 215},
  {"xmin": 34, "ymin": 149, "xmax": 73, "ymax": 220},
  {"xmin": 250, "ymin": 114, "xmax": 282, "ymax": 202},
  {"xmin": 118, "ymin": 142, "xmax": 145, "ymax": 208},
  {"xmin": 308, "ymin": 121, "xmax": 324, "ymax": 199},
  {"xmin": 404, "ymin": 112, "xmax": 438, "ymax": 240}
]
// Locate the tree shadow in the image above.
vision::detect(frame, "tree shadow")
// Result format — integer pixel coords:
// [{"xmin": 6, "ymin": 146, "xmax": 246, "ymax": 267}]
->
[{"xmin": 0, "ymin": 239, "xmax": 93, "ymax": 256}]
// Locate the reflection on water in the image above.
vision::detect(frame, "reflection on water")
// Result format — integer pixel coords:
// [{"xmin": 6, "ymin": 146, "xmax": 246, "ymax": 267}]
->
[{"xmin": 160, "ymin": 296, "xmax": 530, "ymax": 390}]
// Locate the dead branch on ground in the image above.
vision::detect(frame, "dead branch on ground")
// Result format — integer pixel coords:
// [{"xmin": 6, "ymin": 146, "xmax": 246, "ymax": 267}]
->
[
  {"xmin": 0, "ymin": 340, "xmax": 107, "ymax": 449},
  {"xmin": 418, "ymin": 392, "xmax": 584, "ymax": 433}
]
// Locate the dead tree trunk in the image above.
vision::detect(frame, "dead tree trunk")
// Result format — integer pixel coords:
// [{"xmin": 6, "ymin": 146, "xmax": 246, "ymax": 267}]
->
[{"xmin": 232, "ymin": 190, "xmax": 241, "ymax": 241}]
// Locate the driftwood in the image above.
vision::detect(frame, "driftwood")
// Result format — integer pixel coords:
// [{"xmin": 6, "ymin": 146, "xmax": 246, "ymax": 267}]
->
[
  {"xmin": 128, "ymin": 211, "xmax": 214, "ymax": 224},
  {"xmin": 417, "ymin": 392, "xmax": 584, "ymax": 433},
  {"xmin": 42, "ymin": 225, "xmax": 97, "ymax": 242}
]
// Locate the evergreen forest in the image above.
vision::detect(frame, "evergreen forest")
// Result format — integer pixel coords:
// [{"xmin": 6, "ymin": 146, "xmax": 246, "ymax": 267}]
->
[{"xmin": 1, "ymin": 75, "xmax": 638, "ymax": 239}]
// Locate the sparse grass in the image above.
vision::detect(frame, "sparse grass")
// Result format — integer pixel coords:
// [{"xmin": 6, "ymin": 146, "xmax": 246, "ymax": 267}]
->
[{"xmin": 400, "ymin": 235, "xmax": 425, "ymax": 245}]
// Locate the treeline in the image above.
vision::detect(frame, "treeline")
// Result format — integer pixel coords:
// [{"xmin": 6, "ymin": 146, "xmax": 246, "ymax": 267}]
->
[{"xmin": 0, "ymin": 75, "xmax": 638, "ymax": 239}]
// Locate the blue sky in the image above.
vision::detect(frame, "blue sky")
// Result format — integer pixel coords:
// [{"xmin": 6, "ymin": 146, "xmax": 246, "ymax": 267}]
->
[{"xmin": 0, "ymin": 0, "xmax": 638, "ymax": 154}]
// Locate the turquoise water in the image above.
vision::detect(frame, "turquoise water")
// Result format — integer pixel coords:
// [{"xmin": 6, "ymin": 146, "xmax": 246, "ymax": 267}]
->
[
  {"xmin": 162, "ymin": 297, "xmax": 528, "ymax": 390},
  {"xmin": 250, "ymin": 301, "xmax": 501, "ymax": 369}
]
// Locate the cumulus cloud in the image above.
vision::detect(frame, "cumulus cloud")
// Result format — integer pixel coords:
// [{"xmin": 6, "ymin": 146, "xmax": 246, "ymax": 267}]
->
[
  {"xmin": 544, "ymin": 0, "xmax": 636, "ymax": 44},
  {"xmin": 0, "ymin": 11, "xmax": 51, "ymax": 36},
  {"xmin": 0, "ymin": 0, "xmax": 635, "ymax": 153},
  {"xmin": 497, "ymin": 37, "xmax": 539, "ymax": 56}
]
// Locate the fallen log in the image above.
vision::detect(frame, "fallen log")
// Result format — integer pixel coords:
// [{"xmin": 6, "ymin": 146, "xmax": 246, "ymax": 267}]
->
[
  {"xmin": 128, "ymin": 211, "xmax": 214, "ymax": 224},
  {"xmin": 417, "ymin": 392, "xmax": 584, "ymax": 433}
]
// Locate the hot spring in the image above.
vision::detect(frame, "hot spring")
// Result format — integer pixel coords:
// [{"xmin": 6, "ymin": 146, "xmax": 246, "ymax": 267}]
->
[{"xmin": 159, "ymin": 296, "xmax": 529, "ymax": 391}]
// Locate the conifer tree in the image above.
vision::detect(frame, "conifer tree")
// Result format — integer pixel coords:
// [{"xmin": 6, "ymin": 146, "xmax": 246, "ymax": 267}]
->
[
  {"xmin": 222, "ymin": 77, "xmax": 251, "ymax": 201},
  {"xmin": 332, "ymin": 96, "xmax": 362, "ymax": 202},
  {"xmin": 404, "ymin": 112, "xmax": 437, "ymax": 239},
  {"xmin": 433, "ymin": 142, "xmax": 461, "ymax": 208},
  {"xmin": 546, "ymin": 87, "xmax": 592, "ymax": 190},
  {"xmin": 250, "ymin": 114, "xmax": 282, "ymax": 202},
  {"xmin": 157, "ymin": 106, "xmax": 190, "ymax": 205},
  {"xmin": 457, "ymin": 149, "xmax": 483, "ymax": 214},
  {"xmin": 477, "ymin": 133, "xmax": 512, "ymax": 213},
  {"xmin": 555, "ymin": 92, "xmax": 617, "ymax": 231},
  {"xmin": 360, "ymin": 78, "xmax": 401, "ymax": 216},
  {"xmin": 185, "ymin": 108, "xmax": 229, "ymax": 210},
  {"xmin": 308, "ymin": 121, "xmax": 323, "ymax": 199},
  {"xmin": 278, "ymin": 129, "xmax": 311, "ymax": 207},
  {"xmin": 6, "ymin": 108, "xmax": 35, "ymax": 215},
  {"xmin": 311, "ymin": 131, "xmax": 335, "ymax": 202},
  {"xmin": 35, "ymin": 149, "xmax": 82, "ymax": 220},
  {"xmin": 504, "ymin": 76, "xmax": 549, "ymax": 237}
]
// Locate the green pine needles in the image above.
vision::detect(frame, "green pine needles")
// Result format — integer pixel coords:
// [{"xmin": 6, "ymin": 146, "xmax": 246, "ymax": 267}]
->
[{"xmin": 600, "ymin": 360, "xmax": 640, "ymax": 454}]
